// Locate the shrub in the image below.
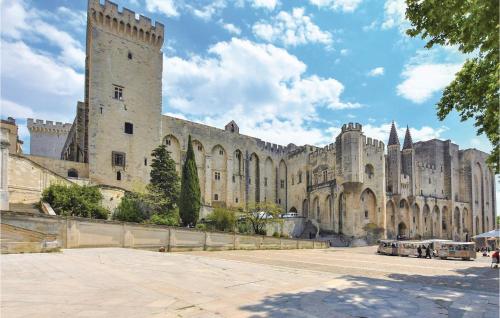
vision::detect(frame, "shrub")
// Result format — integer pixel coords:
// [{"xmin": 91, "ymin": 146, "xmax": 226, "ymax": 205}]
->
[
  {"xmin": 42, "ymin": 184, "xmax": 109, "ymax": 219},
  {"xmin": 272, "ymin": 231, "xmax": 280, "ymax": 238},
  {"xmin": 206, "ymin": 208, "xmax": 236, "ymax": 232},
  {"xmin": 237, "ymin": 220, "xmax": 252, "ymax": 234},
  {"xmin": 149, "ymin": 209, "xmax": 180, "ymax": 226},
  {"xmin": 195, "ymin": 223, "xmax": 207, "ymax": 231},
  {"xmin": 113, "ymin": 193, "xmax": 148, "ymax": 223}
]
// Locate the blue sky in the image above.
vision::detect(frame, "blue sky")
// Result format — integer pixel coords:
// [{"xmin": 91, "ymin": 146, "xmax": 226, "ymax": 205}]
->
[{"xmin": 0, "ymin": 0, "xmax": 493, "ymax": 155}]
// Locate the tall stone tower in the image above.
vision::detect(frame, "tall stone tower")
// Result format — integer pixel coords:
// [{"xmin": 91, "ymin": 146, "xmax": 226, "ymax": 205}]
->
[
  {"xmin": 85, "ymin": 0, "xmax": 164, "ymax": 188},
  {"xmin": 401, "ymin": 126, "xmax": 415, "ymax": 196},
  {"xmin": 27, "ymin": 119, "xmax": 72, "ymax": 159},
  {"xmin": 386, "ymin": 122, "xmax": 401, "ymax": 194},
  {"xmin": 336, "ymin": 123, "xmax": 363, "ymax": 184}
]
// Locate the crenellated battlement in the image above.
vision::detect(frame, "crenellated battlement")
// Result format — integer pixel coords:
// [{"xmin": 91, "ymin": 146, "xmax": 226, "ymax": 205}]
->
[
  {"xmin": 341, "ymin": 122, "xmax": 362, "ymax": 133},
  {"xmin": 255, "ymin": 139, "xmax": 289, "ymax": 155},
  {"xmin": 362, "ymin": 136, "xmax": 385, "ymax": 150},
  {"xmin": 88, "ymin": 0, "xmax": 164, "ymax": 48},
  {"xmin": 308, "ymin": 143, "xmax": 336, "ymax": 160},
  {"xmin": 27, "ymin": 118, "xmax": 72, "ymax": 133}
]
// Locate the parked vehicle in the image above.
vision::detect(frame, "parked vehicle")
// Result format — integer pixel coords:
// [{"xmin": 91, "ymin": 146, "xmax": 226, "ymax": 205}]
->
[
  {"xmin": 434, "ymin": 241, "xmax": 476, "ymax": 260},
  {"xmin": 281, "ymin": 212, "xmax": 298, "ymax": 218},
  {"xmin": 397, "ymin": 241, "xmax": 422, "ymax": 257},
  {"xmin": 377, "ymin": 240, "xmax": 398, "ymax": 255}
]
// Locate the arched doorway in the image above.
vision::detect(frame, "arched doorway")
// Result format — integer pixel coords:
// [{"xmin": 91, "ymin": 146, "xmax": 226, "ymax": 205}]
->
[
  {"xmin": 312, "ymin": 196, "xmax": 320, "ymax": 220},
  {"xmin": 302, "ymin": 199, "xmax": 308, "ymax": 218},
  {"xmin": 67, "ymin": 169, "xmax": 78, "ymax": 178},
  {"xmin": 398, "ymin": 222, "xmax": 407, "ymax": 238},
  {"xmin": 289, "ymin": 207, "xmax": 297, "ymax": 213},
  {"xmin": 361, "ymin": 188, "xmax": 377, "ymax": 225}
]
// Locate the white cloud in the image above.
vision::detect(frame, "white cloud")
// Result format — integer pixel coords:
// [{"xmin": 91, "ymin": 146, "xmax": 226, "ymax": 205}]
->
[
  {"xmin": 363, "ymin": 122, "xmax": 448, "ymax": 145},
  {"xmin": 221, "ymin": 22, "xmax": 241, "ymax": 35},
  {"xmin": 1, "ymin": 40, "xmax": 83, "ymax": 97},
  {"xmin": 368, "ymin": 67, "xmax": 385, "ymax": 77},
  {"xmin": 340, "ymin": 49, "xmax": 349, "ymax": 56},
  {"xmin": 145, "ymin": 0, "xmax": 179, "ymax": 17},
  {"xmin": 163, "ymin": 38, "xmax": 358, "ymax": 145},
  {"xmin": 253, "ymin": 8, "xmax": 332, "ymax": 47},
  {"xmin": 308, "ymin": 0, "xmax": 362, "ymax": 13},
  {"xmin": 381, "ymin": 0, "xmax": 407, "ymax": 33},
  {"xmin": 190, "ymin": 0, "xmax": 226, "ymax": 21},
  {"xmin": 1, "ymin": 0, "xmax": 85, "ymax": 68},
  {"xmin": 56, "ymin": 7, "xmax": 86, "ymax": 30},
  {"xmin": 397, "ymin": 63, "xmax": 461, "ymax": 103},
  {"xmin": 363, "ymin": 20, "xmax": 378, "ymax": 31},
  {"xmin": 1, "ymin": 99, "xmax": 35, "ymax": 119},
  {"xmin": 250, "ymin": 0, "xmax": 279, "ymax": 10}
]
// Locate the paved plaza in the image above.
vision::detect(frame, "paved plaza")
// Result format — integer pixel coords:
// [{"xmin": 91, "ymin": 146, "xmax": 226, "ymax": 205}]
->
[{"xmin": 1, "ymin": 247, "xmax": 499, "ymax": 317}]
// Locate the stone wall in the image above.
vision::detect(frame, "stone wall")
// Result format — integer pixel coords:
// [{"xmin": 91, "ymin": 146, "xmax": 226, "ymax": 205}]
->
[
  {"xmin": 7, "ymin": 154, "xmax": 74, "ymax": 205},
  {"xmin": 27, "ymin": 155, "xmax": 89, "ymax": 179},
  {"xmin": 0, "ymin": 211, "xmax": 328, "ymax": 252}
]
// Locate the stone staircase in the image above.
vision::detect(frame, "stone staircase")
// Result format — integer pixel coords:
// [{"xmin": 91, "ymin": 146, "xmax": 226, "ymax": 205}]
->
[
  {"xmin": 299, "ymin": 220, "xmax": 319, "ymax": 239},
  {"xmin": 0, "ymin": 223, "xmax": 60, "ymax": 254}
]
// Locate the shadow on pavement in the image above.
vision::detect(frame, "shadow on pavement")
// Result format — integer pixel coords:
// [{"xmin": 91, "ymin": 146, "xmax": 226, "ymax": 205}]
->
[{"xmin": 240, "ymin": 266, "xmax": 499, "ymax": 318}]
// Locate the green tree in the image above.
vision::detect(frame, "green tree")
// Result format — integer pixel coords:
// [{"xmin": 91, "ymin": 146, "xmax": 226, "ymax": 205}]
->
[
  {"xmin": 405, "ymin": 0, "xmax": 499, "ymax": 173},
  {"xmin": 178, "ymin": 135, "xmax": 201, "ymax": 226},
  {"xmin": 242, "ymin": 202, "xmax": 283, "ymax": 235},
  {"xmin": 149, "ymin": 144, "xmax": 180, "ymax": 212},
  {"xmin": 206, "ymin": 207, "xmax": 236, "ymax": 232},
  {"xmin": 112, "ymin": 192, "xmax": 148, "ymax": 223},
  {"xmin": 42, "ymin": 184, "xmax": 109, "ymax": 219}
]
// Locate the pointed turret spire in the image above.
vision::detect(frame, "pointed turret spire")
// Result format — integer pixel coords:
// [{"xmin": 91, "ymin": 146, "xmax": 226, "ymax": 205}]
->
[
  {"xmin": 388, "ymin": 121, "xmax": 400, "ymax": 146},
  {"xmin": 402, "ymin": 125, "xmax": 413, "ymax": 150}
]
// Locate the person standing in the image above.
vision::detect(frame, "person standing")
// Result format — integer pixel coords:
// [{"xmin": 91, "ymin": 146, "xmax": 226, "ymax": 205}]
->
[
  {"xmin": 425, "ymin": 245, "xmax": 432, "ymax": 259},
  {"xmin": 417, "ymin": 245, "xmax": 422, "ymax": 258}
]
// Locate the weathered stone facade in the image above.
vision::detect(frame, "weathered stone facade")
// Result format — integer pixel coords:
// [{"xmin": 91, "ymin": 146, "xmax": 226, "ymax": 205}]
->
[
  {"xmin": 385, "ymin": 123, "xmax": 496, "ymax": 241},
  {"xmin": 19, "ymin": 0, "xmax": 494, "ymax": 239}
]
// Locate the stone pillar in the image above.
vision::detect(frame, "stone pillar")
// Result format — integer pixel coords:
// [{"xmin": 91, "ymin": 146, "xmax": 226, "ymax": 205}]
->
[{"xmin": 0, "ymin": 128, "xmax": 10, "ymax": 211}]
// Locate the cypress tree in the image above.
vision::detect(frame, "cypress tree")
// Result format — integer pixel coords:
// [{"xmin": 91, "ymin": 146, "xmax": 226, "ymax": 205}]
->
[
  {"xmin": 149, "ymin": 144, "xmax": 180, "ymax": 212},
  {"xmin": 179, "ymin": 135, "xmax": 201, "ymax": 226}
]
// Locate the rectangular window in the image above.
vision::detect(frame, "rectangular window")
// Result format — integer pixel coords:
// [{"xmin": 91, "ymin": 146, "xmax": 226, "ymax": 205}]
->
[
  {"xmin": 112, "ymin": 151, "xmax": 125, "ymax": 167},
  {"xmin": 235, "ymin": 197, "xmax": 238, "ymax": 203},
  {"xmin": 264, "ymin": 177, "xmax": 268, "ymax": 187},
  {"xmin": 214, "ymin": 194, "xmax": 219, "ymax": 201},
  {"xmin": 124, "ymin": 122, "xmax": 133, "ymax": 134},
  {"xmin": 232, "ymin": 175, "xmax": 235, "ymax": 183},
  {"xmin": 219, "ymin": 150, "xmax": 224, "ymax": 155},
  {"xmin": 323, "ymin": 171, "xmax": 328, "ymax": 183},
  {"xmin": 249, "ymin": 178, "xmax": 251, "ymax": 185},
  {"xmin": 113, "ymin": 85, "xmax": 123, "ymax": 100},
  {"xmin": 165, "ymin": 139, "xmax": 171, "ymax": 145},
  {"xmin": 365, "ymin": 210, "xmax": 368, "ymax": 218},
  {"xmin": 298, "ymin": 173, "xmax": 302, "ymax": 183},
  {"xmin": 144, "ymin": 158, "xmax": 147, "ymax": 166},
  {"xmin": 280, "ymin": 180, "xmax": 285, "ymax": 189},
  {"xmin": 291, "ymin": 176, "xmax": 294, "ymax": 185},
  {"xmin": 214, "ymin": 171, "xmax": 221, "ymax": 180},
  {"xmin": 278, "ymin": 198, "xmax": 281, "ymax": 204}
]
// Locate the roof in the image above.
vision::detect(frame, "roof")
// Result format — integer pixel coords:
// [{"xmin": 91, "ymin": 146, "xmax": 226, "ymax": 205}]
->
[
  {"xmin": 388, "ymin": 121, "xmax": 399, "ymax": 146},
  {"xmin": 402, "ymin": 126, "xmax": 413, "ymax": 150},
  {"xmin": 472, "ymin": 229, "xmax": 500, "ymax": 239}
]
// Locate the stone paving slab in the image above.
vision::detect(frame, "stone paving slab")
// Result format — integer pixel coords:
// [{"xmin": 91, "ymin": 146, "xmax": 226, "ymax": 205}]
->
[{"xmin": 1, "ymin": 247, "xmax": 498, "ymax": 317}]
